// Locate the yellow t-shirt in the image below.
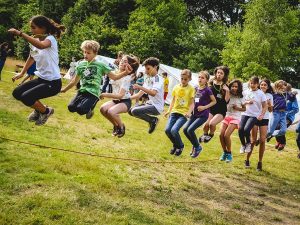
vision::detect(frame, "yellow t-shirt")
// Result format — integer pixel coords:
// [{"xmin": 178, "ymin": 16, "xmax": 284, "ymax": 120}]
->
[
  {"xmin": 171, "ymin": 84, "xmax": 195, "ymax": 115},
  {"xmin": 164, "ymin": 77, "xmax": 169, "ymax": 92}
]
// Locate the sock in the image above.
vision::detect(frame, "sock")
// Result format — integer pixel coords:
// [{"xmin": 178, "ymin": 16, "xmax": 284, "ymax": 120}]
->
[{"xmin": 42, "ymin": 107, "xmax": 49, "ymax": 114}]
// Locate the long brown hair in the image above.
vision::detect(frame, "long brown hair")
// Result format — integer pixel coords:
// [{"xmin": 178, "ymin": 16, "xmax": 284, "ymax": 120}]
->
[{"xmin": 31, "ymin": 15, "xmax": 65, "ymax": 39}]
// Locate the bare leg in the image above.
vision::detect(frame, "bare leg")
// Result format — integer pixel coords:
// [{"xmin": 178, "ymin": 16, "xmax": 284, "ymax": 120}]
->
[
  {"xmin": 100, "ymin": 101, "xmax": 117, "ymax": 126},
  {"xmin": 31, "ymin": 100, "xmax": 46, "ymax": 113},
  {"xmin": 247, "ymin": 125, "xmax": 258, "ymax": 161},
  {"xmin": 106, "ymin": 103, "xmax": 128, "ymax": 127},
  {"xmin": 203, "ymin": 113, "xmax": 213, "ymax": 134},
  {"xmin": 258, "ymin": 125, "xmax": 268, "ymax": 162},
  {"xmin": 219, "ymin": 122, "xmax": 228, "ymax": 151},
  {"xmin": 208, "ymin": 114, "xmax": 224, "ymax": 135},
  {"xmin": 224, "ymin": 124, "xmax": 237, "ymax": 153}
]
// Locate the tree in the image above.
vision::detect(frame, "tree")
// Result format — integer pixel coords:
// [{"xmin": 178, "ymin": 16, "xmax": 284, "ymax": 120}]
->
[
  {"xmin": 184, "ymin": 0, "xmax": 247, "ymax": 25},
  {"xmin": 173, "ymin": 18, "xmax": 227, "ymax": 72},
  {"xmin": 222, "ymin": 0, "xmax": 300, "ymax": 80},
  {"xmin": 117, "ymin": 0, "xmax": 187, "ymax": 64}
]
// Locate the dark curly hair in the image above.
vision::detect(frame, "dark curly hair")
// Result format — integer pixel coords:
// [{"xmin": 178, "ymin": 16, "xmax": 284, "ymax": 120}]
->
[{"xmin": 229, "ymin": 79, "xmax": 243, "ymax": 98}]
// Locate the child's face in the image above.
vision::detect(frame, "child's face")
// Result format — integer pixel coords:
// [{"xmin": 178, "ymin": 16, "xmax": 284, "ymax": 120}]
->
[
  {"xmin": 260, "ymin": 81, "xmax": 268, "ymax": 93},
  {"xmin": 249, "ymin": 81, "xmax": 259, "ymax": 90},
  {"xmin": 119, "ymin": 56, "xmax": 128, "ymax": 71},
  {"xmin": 181, "ymin": 72, "xmax": 191, "ymax": 86},
  {"xmin": 30, "ymin": 21, "xmax": 46, "ymax": 35},
  {"xmin": 231, "ymin": 82, "xmax": 239, "ymax": 94},
  {"xmin": 144, "ymin": 65, "xmax": 157, "ymax": 76},
  {"xmin": 83, "ymin": 49, "xmax": 96, "ymax": 62},
  {"xmin": 198, "ymin": 74, "xmax": 208, "ymax": 86},
  {"xmin": 215, "ymin": 69, "xmax": 224, "ymax": 82}
]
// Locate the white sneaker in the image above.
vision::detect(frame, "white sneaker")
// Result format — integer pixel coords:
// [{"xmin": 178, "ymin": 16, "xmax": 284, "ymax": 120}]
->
[
  {"xmin": 240, "ymin": 145, "xmax": 245, "ymax": 154},
  {"xmin": 244, "ymin": 143, "xmax": 252, "ymax": 153}
]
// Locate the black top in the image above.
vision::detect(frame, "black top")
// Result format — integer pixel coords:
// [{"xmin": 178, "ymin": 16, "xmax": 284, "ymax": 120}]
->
[{"xmin": 210, "ymin": 83, "xmax": 228, "ymax": 116}]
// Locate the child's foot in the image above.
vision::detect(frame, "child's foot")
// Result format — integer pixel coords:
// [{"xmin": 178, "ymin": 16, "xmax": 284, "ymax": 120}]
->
[
  {"xmin": 245, "ymin": 160, "xmax": 250, "ymax": 168},
  {"xmin": 239, "ymin": 145, "xmax": 245, "ymax": 154},
  {"xmin": 86, "ymin": 109, "xmax": 94, "ymax": 119},
  {"xmin": 266, "ymin": 135, "xmax": 273, "ymax": 142},
  {"xmin": 148, "ymin": 118, "xmax": 159, "ymax": 134},
  {"xmin": 225, "ymin": 153, "xmax": 233, "ymax": 163},
  {"xmin": 199, "ymin": 134, "xmax": 207, "ymax": 143},
  {"xmin": 112, "ymin": 126, "xmax": 118, "ymax": 136},
  {"xmin": 170, "ymin": 148, "xmax": 176, "ymax": 155},
  {"xmin": 117, "ymin": 124, "xmax": 126, "ymax": 138},
  {"xmin": 255, "ymin": 139, "xmax": 260, "ymax": 146},
  {"xmin": 191, "ymin": 145, "xmax": 202, "ymax": 158},
  {"xmin": 219, "ymin": 152, "xmax": 227, "ymax": 161},
  {"xmin": 35, "ymin": 107, "xmax": 54, "ymax": 126},
  {"xmin": 256, "ymin": 161, "xmax": 262, "ymax": 171},
  {"xmin": 204, "ymin": 134, "xmax": 214, "ymax": 143},
  {"xmin": 244, "ymin": 143, "xmax": 252, "ymax": 153},
  {"xmin": 28, "ymin": 109, "xmax": 40, "ymax": 122},
  {"xmin": 174, "ymin": 148, "xmax": 183, "ymax": 156},
  {"xmin": 277, "ymin": 144, "xmax": 285, "ymax": 151},
  {"xmin": 275, "ymin": 142, "xmax": 280, "ymax": 149},
  {"xmin": 190, "ymin": 147, "xmax": 195, "ymax": 156}
]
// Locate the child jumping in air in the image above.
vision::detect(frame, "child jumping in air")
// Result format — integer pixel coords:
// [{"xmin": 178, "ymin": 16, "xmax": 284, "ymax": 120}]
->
[
  {"xmin": 61, "ymin": 40, "xmax": 132, "ymax": 119},
  {"xmin": 199, "ymin": 66, "xmax": 230, "ymax": 143},
  {"xmin": 100, "ymin": 54, "xmax": 140, "ymax": 137},
  {"xmin": 164, "ymin": 69, "xmax": 195, "ymax": 156},
  {"xmin": 129, "ymin": 57, "xmax": 164, "ymax": 134},
  {"xmin": 184, "ymin": 71, "xmax": 216, "ymax": 158},
  {"xmin": 246, "ymin": 79, "xmax": 273, "ymax": 171},
  {"xmin": 239, "ymin": 76, "xmax": 267, "ymax": 155},
  {"xmin": 266, "ymin": 80, "xmax": 289, "ymax": 143},
  {"xmin": 9, "ymin": 15, "xmax": 65, "ymax": 125},
  {"xmin": 219, "ymin": 79, "xmax": 245, "ymax": 163}
]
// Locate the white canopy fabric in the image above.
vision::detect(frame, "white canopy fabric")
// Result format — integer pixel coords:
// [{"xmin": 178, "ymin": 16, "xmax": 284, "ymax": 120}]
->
[{"xmin": 63, "ymin": 55, "xmax": 300, "ymax": 130}]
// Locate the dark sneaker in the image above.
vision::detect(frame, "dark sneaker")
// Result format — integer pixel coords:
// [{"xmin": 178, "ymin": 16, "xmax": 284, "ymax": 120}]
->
[
  {"xmin": 219, "ymin": 152, "xmax": 227, "ymax": 161},
  {"xmin": 170, "ymin": 148, "xmax": 176, "ymax": 155},
  {"xmin": 275, "ymin": 142, "xmax": 280, "ymax": 149},
  {"xmin": 117, "ymin": 124, "xmax": 125, "ymax": 138},
  {"xmin": 148, "ymin": 117, "xmax": 159, "ymax": 134},
  {"xmin": 266, "ymin": 135, "xmax": 273, "ymax": 142},
  {"xmin": 190, "ymin": 147, "xmax": 195, "ymax": 156},
  {"xmin": 256, "ymin": 162, "xmax": 262, "ymax": 171},
  {"xmin": 28, "ymin": 110, "xmax": 40, "ymax": 122},
  {"xmin": 204, "ymin": 134, "xmax": 214, "ymax": 143},
  {"xmin": 35, "ymin": 107, "xmax": 54, "ymax": 126},
  {"xmin": 86, "ymin": 109, "xmax": 94, "ymax": 119},
  {"xmin": 245, "ymin": 160, "xmax": 250, "ymax": 168},
  {"xmin": 278, "ymin": 144, "xmax": 285, "ymax": 151},
  {"xmin": 112, "ymin": 126, "xmax": 118, "ymax": 136},
  {"xmin": 174, "ymin": 148, "xmax": 183, "ymax": 156},
  {"xmin": 199, "ymin": 134, "xmax": 206, "ymax": 143},
  {"xmin": 191, "ymin": 145, "xmax": 202, "ymax": 158},
  {"xmin": 255, "ymin": 139, "xmax": 260, "ymax": 146}
]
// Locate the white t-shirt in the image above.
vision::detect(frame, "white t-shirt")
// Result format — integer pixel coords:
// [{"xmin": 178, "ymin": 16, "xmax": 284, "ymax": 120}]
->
[
  {"xmin": 264, "ymin": 93, "xmax": 273, "ymax": 120},
  {"xmin": 242, "ymin": 89, "xmax": 267, "ymax": 118},
  {"xmin": 226, "ymin": 96, "xmax": 245, "ymax": 120},
  {"xmin": 110, "ymin": 75, "xmax": 131, "ymax": 99},
  {"xmin": 143, "ymin": 74, "xmax": 164, "ymax": 113},
  {"xmin": 30, "ymin": 35, "xmax": 61, "ymax": 81}
]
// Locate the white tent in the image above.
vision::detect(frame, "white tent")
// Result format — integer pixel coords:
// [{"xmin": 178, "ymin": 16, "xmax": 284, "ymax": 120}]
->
[{"xmin": 63, "ymin": 55, "xmax": 300, "ymax": 129}]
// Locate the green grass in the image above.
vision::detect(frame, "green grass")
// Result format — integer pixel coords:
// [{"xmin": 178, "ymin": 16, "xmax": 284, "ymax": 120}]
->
[{"xmin": 0, "ymin": 60, "xmax": 300, "ymax": 225}]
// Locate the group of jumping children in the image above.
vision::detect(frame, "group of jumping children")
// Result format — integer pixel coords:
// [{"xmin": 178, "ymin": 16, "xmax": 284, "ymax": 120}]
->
[{"xmin": 7, "ymin": 15, "xmax": 300, "ymax": 171}]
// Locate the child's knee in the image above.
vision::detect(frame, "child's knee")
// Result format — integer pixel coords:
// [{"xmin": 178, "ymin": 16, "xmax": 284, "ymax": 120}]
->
[
  {"xmin": 68, "ymin": 104, "xmax": 77, "ymax": 113},
  {"xmin": 12, "ymin": 88, "xmax": 21, "ymax": 100}
]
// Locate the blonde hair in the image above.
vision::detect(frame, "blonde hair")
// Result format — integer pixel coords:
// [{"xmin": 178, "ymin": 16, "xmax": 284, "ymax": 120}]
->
[
  {"xmin": 80, "ymin": 40, "xmax": 100, "ymax": 53},
  {"xmin": 199, "ymin": 70, "xmax": 210, "ymax": 86},
  {"xmin": 274, "ymin": 80, "xmax": 285, "ymax": 93}
]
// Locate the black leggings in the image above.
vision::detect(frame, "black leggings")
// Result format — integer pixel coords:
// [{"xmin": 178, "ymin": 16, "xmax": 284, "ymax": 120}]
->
[
  {"xmin": 68, "ymin": 92, "xmax": 99, "ymax": 115},
  {"xmin": 238, "ymin": 115, "xmax": 258, "ymax": 146},
  {"xmin": 12, "ymin": 78, "xmax": 62, "ymax": 106}
]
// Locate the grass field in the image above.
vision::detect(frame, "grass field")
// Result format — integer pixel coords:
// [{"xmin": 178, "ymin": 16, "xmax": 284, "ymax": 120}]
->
[{"xmin": 0, "ymin": 58, "xmax": 299, "ymax": 225}]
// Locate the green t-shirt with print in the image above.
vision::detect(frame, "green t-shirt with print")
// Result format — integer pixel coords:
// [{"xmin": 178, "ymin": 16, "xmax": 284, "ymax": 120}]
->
[{"xmin": 76, "ymin": 60, "xmax": 113, "ymax": 97}]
